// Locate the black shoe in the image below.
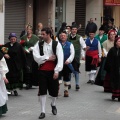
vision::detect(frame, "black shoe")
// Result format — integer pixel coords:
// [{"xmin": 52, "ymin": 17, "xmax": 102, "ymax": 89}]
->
[
  {"xmin": 51, "ymin": 104, "xmax": 57, "ymax": 115},
  {"xmin": 118, "ymin": 98, "xmax": 120, "ymax": 101},
  {"xmin": 39, "ymin": 112, "xmax": 45, "ymax": 119},
  {"xmin": 91, "ymin": 81, "xmax": 95, "ymax": 85},
  {"xmin": 112, "ymin": 96, "xmax": 115, "ymax": 100},
  {"xmin": 87, "ymin": 80, "xmax": 91, "ymax": 84},
  {"xmin": 68, "ymin": 85, "xmax": 71, "ymax": 89},
  {"xmin": 14, "ymin": 90, "xmax": 18, "ymax": 96},
  {"xmin": 76, "ymin": 85, "xmax": 80, "ymax": 91},
  {"xmin": 26, "ymin": 84, "xmax": 32, "ymax": 90}
]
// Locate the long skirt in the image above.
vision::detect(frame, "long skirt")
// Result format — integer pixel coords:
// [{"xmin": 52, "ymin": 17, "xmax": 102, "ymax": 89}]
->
[
  {"xmin": 112, "ymin": 89, "xmax": 120, "ymax": 98},
  {"xmin": 95, "ymin": 57, "xmax": 106, "ymax": 86},
  {"xmin": 103, "ymin": 73, "xmax": 112, "ymax": 92},
  {"xmin": 6, "ymin": 62, "xmax": 23, "ymax": 90},
  {"xmin": 23, "ymin": 52, "xmax": 39, "ymax": 86},
  {"xmin": 0, "ymin": 104, "xmax": 8, "ymax": 116}
]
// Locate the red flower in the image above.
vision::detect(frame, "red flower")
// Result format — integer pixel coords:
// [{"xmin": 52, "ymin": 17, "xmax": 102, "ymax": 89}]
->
[
  {"xmin": 20, "ymin": 40, "xmax": 25, "ymax": 45},
  {"xmin": 0, "ymin": 44, "xmax": 3, "ymax": 47}
]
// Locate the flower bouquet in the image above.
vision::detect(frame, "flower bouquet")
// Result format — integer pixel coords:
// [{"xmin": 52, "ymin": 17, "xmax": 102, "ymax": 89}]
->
[
  {"xmin": 19, "ymin": 40, "xmax": 30, "ymax": 53},
  {"xmin": 1, "ymin": 47, "xmax": 9, "ymax": 53},
  {"xmin": 20, "ymin": 40, "xmax": 25, "ymax": 45}
]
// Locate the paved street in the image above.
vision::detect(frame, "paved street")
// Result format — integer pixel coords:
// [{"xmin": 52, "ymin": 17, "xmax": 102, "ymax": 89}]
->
[{"xmin": 1, "ymin": 62, "xmax": 120, "ymax": 120}]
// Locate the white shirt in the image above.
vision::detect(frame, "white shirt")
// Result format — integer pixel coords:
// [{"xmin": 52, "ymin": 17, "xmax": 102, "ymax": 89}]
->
[
  {"xmin": 99, "ymin": 35, "xmax": 103, "ymax": 40},
  {"xmin": 71, "ymin": 34, "xmax": 86, "ymax": 58},
  {"xmin": 33, "ymin": 40, "xmax": 63, "ymax": 73},
  {"xmin": 0, "ymin": 57, "xmax": 9, "ymax": 106}
]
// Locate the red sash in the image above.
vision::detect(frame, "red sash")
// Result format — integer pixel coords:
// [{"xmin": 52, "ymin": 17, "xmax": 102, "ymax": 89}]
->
[
  {"xmin": 39, "ymin": 61, "xmax": 56, "ymax": 71},
  {"xmin": 86, "ymin": 50, "xmax": 99, "ymax": 67}
]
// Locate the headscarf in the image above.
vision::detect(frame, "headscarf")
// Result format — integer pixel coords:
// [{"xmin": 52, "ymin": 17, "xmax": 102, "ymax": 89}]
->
[
  {"xmin": 108, "ymin": 30, "xmax": 116, "ymax": 39},
  {"xmin": 114, "ymin": 37, "xmax": 120, "ymax": 47},
  {"xmin": 8, "ymin": 33, "xmax": 17, "ymax": 40}
]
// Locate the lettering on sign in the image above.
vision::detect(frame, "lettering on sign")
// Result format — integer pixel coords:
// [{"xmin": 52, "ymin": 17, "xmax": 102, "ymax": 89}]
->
[{"xmin": 104, "ymin": 0, "xmax": 120, "ymax": 5}]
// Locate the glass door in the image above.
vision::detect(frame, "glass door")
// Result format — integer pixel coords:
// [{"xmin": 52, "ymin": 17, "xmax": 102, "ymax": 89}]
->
[{"xmin": 55, "ymin": 0, "xmax": 66, "ymax": 35}]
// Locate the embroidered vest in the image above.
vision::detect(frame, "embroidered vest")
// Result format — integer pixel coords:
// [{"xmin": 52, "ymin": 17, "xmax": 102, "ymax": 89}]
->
[
  {"xmin": 38, "ymin": 40, "xmax": 58, "ymax": 71},
  {"xmin": 61, "ymin": 41, "xmax": 71, "ymax": 62},
  {"xmin": 68, "ymin": 34, "xmax": 81, "ymax": 63},
  {"xmin": 85, "ymin": 38, "xmax": 98, "ymax": 51}
]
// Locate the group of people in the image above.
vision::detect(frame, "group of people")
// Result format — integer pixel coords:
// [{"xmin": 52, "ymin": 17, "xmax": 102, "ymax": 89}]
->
[
  {"xmin": 0, "ymin": 18, "xmax": 120, "ymax": 119},
  {"xmin": 0, "ymin": 24, "xmax": 39, "ymax": 116}
]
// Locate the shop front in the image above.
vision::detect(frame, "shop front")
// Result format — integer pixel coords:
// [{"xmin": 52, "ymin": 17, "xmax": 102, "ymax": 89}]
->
[
  {"xmin": 5, "ymin": 0, "xmax": 26, "ymax": 43},
  {"xmin": 104, "ymin": 0, "xmax": 120, "ymax": 28}
]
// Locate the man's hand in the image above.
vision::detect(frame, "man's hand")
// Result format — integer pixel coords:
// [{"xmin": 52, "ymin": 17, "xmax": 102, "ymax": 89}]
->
[
  {"xmin": 81, "ymin": 57, "xmax": 85, "ymax": 60},
  {"xmin": 4, "ymin": 54, "xmax": 10, "ymax": 59},
  {"xmin": 53, "ymin": 73, "xmax": 59, "ymax": 80},
  {"xmin": 28, "ymin": 47, "xmax": 32, "ymax": 51},
  {"xmin": 98, "ymin": 58, "xmax": 101, "ymax": 63},
  {"xmin": 47, "ymin": 55, "xmax": 56, "ymax": 61},
  {"xmin": 3, "ymin": 77, "xmax": 9, "ymax": 84},
  {"xmin": 86, "ymin": 46, "xmax": 90, "ymax": 51},
  {"xmin": 65, "ymin": 60, "xmax": 69, "ymax": 65}
]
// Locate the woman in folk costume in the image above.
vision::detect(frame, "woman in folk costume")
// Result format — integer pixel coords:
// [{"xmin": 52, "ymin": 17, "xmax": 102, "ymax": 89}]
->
[
  {"xmin": 3, "ymin": 33, "xmax": 26, "ymax": 96},
  {"xmin": 20, "ymin": 24, "xmax": 39, "ymax": 89},
  {"xmin": 0, "ymin": 51, "xmax": 9, "ymax": 116},
  {"xmin": 85, "ymin": 31, "xmax": 102, "ymax": 84},
  {"xmin": 104, "ymin": 37, "xmax": 120, "ymax": 101},
  {"xmin": 102, "ymin": 30, "xmax": 116, "ymax": 92}
]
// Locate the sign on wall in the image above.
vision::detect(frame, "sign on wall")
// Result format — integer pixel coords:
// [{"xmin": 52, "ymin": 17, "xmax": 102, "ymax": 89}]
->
[
  {"xmin": 104, "ymin": 0, "xmax": 120, "ymax": 6},
  {"xmin": 0, "ymin": 0, "xmax": 3, "ymax": 12}
]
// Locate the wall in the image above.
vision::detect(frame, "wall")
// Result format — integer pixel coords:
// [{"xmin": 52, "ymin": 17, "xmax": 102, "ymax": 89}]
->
[
  {"xmin": 66, "ymin": 0, "xmax": 75, "ymax": 26},
  {"xmin": 36, "ymin": 0, "xmax": 49, "ymax": 28},
  {"xmin": 51, "ymin": 0, "xmax": 55, "ymax": 30},
  {"xmin": 0, "ymin": 0, "xmax": 4, "ymax": 44},
  {"xmin": 86, "ymin": 0, "xmax": 103, "ymax": 34},
  {"xmin": 26, "ymin": 0, "xmax": 33, "ymax": 26}
]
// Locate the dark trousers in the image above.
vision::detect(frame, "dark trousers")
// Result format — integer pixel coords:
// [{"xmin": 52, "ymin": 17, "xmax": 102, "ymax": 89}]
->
[
  {"xmin": 38, "ymin": 70, "xmax": 59, "ymax": 97},
  {"xmin": 59, "ymin": 65, "xmax": 71, "ymax": 82}
]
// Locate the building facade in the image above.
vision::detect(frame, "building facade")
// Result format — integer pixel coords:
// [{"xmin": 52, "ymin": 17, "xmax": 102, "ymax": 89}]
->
[
  {"xmin": 3, "ymin": 0, "xmax": 76, "ymax": 43},
  {"xmin": 0, "ymin": 0, "xmax": 4, "ymax": 44},
  {"xmin": 0, "ymin": 0, "xmax": 120, "ymax": 43}
]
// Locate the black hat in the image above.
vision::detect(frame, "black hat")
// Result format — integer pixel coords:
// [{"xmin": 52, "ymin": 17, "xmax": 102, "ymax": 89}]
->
[
  {"xmin": 99, "ymin": 25, "xmax": 105, "ymax": 31},
  {"xmin": 71, "ymin": 24, "xmax": 78, "ymax": 29},
  {"xmin": 108, "ymin": 18, "xmax": 114, "ymax": 24},
  {"xmin": 89, "ymin": 29, "xmax": 96, "ymax": 33},
  {"xmin": 71, "ymin": 22, "xmax": 77, "ymax": 26}
]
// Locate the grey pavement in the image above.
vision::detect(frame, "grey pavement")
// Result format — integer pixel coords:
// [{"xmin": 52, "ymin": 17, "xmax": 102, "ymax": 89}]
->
[{"xmin": 1, "ymin": 62, "xmax": 120, "ymax": 120}]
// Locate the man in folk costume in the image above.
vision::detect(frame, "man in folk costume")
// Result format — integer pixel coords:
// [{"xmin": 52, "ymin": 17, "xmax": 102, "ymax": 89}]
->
[
  {"xmin": 68, "ymin": 25, "xmax": 86, "ymax": 90},
  {"xmin": 59, "ymin": 31, "xmax": 75, "ymax": 97},
  {"xmin": 0, "ymin": 52, "xmax": 9, "ymax": 116},
  {"xmin": 95, "ymin": 25, "xmax": 107, "ymax": 49},
  {"xmin": 85, "ymin": 31, "xmax": 102, "ymax": 84},
  {"xmin": 33, "ymin": 27, "xmax": 63, "ymax": 119}
]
